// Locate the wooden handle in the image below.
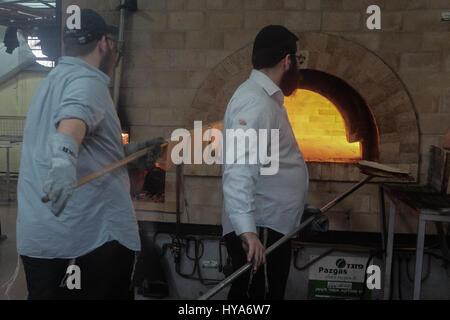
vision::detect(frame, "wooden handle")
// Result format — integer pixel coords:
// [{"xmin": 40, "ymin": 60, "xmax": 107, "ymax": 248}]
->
[{"xmin": 42, "ymin": 143, "xmax": 168, "ymax": 203}]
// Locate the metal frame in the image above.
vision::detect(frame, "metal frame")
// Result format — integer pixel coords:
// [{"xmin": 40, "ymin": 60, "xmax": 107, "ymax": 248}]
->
[
  {"xmin": 382, "ymin": 198, "xmax": 396, "ymax": 300},
  {"xmin": 0, "ymin": 116, "xmax": 24, "ymax": 202},
  {"xmin": 0, "ymin": 117, "xmax": 24, "ymax": 244},
  {"xmin": 413, "ymin": 212, "xmax": 450, "ymax": 299},
  {"xmin": 382, "ymin": 193, "xmax": 450, "ymax": 300},
  {"xmin": 0, "ymin": 140, "xmax": 21, "ymax": 202},
  {"xmin": 0, "ymin": 142, "xmax": 12, "ymax": 242},
  {"xmin": 379, "ymin": 184, "xmax": 387, "ymax": 251},
  {"xmin": 382, "ymin": 146, "xmax": 450, "ymax": 300}
]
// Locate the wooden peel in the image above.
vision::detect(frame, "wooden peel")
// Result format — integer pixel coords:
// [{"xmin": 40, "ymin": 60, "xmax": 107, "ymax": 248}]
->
[
  {"xmin": 42, "ymin": 121, "xmax": 225, "ymax": 203},
  {"xmin": 41, "ymin": 121, "xmax": 224, "ymax": 203},
  {"xmin": 356, "ymin": 160, "xmax": 413, "ymax": 180},
  {"xmin": 41, "ymin": 142, "xmax": 168, "ymax": 203},
  {"xmin": 76, "ymin": 142, "xmax": 169, "ymax": 186}
]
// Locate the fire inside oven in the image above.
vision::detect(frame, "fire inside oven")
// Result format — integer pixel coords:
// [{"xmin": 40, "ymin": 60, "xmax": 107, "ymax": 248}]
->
[
  {"xmin": 123, "ymin": 131, "xmax": 166, "ymax": 203},
  {"xmin": 285, "ymin": 89, "xmax": 361, "ymax": 162},
  {"xmin": 129, "ymin": 167, "xmax": 166, "ymax": 203},
  {"xmin": 289, "ymin": 70, "xmax": 379, "ymax": 163}
]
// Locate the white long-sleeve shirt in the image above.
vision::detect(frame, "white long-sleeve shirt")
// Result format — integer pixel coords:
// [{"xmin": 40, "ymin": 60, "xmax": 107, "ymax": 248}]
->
[{"xmin": 222, "ymin": 70, "xmax": 309, "ymax": 236}]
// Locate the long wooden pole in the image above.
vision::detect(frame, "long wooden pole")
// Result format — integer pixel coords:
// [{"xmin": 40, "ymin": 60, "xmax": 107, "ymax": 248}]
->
[
  {"xmin": 41, "ymin": 120, "xmax": 224, "ymax": 203},
  {"xmin": 41, "ymin": 143, "xmax": 168, "ymax": 203}
]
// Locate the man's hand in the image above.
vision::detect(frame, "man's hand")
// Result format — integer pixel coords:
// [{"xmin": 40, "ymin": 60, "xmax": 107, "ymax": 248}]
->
[
  {"xmin": 43, "ymin": 133, "xmax": 79, "ymax": 216},
  {"xmin": 240, "ymin": 232, "xmax": 266, "ymax": 272},
  {"xmin": 124, "ymin": 137, "xmax": 165, "ymax": 170}
]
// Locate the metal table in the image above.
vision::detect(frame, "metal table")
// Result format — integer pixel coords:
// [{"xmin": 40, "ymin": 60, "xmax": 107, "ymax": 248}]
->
[
  {"xmin": 381, "ymin": 185, "xmax": 450, "ymax": 300},
  {"xmin": 380, "ymin": 146, "xmax": 450, "ymax": 300}
]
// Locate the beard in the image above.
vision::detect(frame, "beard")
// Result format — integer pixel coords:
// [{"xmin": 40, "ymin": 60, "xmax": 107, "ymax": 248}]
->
[
  {"xmin": 99, "ymin": 46, "xmax": 116, "ymax": 78},
  {"xmin": 279, "ymin": 58, "xmax": 300, "ymax": 97}
]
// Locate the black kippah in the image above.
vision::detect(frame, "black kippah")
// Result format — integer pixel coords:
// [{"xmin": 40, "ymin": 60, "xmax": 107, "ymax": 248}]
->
[
  {"xmin": 252, "ymin": 25, "xmax": 299, "ymax": 69},
  {"xmin": 253, "ymin": 25, "xmax": 298, "ymax": 54}
]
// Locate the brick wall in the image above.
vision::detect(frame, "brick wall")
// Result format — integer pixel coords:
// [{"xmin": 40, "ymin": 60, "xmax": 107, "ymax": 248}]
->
[{"xmin": 61, "ymin": 0, "xmax": 450, "ymax": 234}]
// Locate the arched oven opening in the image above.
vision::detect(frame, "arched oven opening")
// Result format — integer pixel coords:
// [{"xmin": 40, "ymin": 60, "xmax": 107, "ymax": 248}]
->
[{"xmin": 287, "ymin": 69, "xmax": 379, "ymax": 163}]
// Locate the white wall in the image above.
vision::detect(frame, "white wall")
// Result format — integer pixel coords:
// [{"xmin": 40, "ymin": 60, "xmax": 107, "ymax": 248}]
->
[{"xmin": 0, "ymin": 72, "xmax": 47, "ymax": 173}]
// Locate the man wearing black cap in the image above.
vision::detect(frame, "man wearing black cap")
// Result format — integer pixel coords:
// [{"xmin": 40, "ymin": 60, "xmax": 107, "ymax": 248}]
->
[
  {"xmin": 17, "ymin": 9, "xmax": 163, "ymax": 299},
  {"xmin": 222, "ymin": 25, "xmax": 309, "ymax": 299}
]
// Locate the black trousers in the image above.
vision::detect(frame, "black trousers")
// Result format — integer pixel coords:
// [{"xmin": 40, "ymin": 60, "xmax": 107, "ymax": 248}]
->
[
  {"xmin": 21, "ymin": 240, "xmax": 135, "ymax": 300},
  {"xmin": 224, "ymin": 228, "xmax": 292, "ymax": 300}
]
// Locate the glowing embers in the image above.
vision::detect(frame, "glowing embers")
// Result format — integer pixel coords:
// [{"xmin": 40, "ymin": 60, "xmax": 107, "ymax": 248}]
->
[
  {"xmin": 130, "ymin": 167, "xmax": 166, "ymax": 203},
  {"xmin": 284, "ymin": 89, "xmax": 362, "ymax": 163},
  {"xmin": 122, "ymin": 132, "xmax": 129, "ymax": 145}
]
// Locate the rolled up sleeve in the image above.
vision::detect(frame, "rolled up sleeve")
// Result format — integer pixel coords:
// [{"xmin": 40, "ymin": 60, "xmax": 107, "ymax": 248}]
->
[
  {"xmin": 53, "ymin": 77, "xmax": 105, "ymax": 136},
  {"xmin": 222, "ymin": 95, "xmax": 276, "ymax": 236}
]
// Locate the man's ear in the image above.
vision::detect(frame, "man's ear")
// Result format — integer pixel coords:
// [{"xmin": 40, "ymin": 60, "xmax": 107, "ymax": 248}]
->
[
  {"xmin": 282, "ymin": 54, "xmax": 291, "ymax": 71},
  {"xmin": 98, "ymin": 35, "xmax": 108, "ymax": 54}
]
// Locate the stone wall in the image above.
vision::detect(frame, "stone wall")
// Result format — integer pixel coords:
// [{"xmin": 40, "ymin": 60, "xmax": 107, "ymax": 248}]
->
[{"xmin": 61, "ymin": 0, "xmax": 450, "ymax": 233}]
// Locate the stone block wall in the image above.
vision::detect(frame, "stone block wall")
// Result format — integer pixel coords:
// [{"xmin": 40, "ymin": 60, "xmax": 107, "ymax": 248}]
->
[{"xmin": 60, "ymin": 0, "xmax": 450, "ymax": 234}]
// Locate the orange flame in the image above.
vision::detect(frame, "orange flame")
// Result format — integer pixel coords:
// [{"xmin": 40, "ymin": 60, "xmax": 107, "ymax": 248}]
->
[
  {"xmin": 122, "ymin": 133, "xmax": 129, "ymax": 145},
  {"xmin": 284, "ymin": 89, "xmax": 361, "ymax": 163}
]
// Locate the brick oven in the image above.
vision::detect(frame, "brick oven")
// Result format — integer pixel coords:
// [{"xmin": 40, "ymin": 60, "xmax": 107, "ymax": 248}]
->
[
  {"xmin": 127, "ymin": 33, "xmax": 422, "ymax": 233},
  {"xmin": 178, "ymin": 32, "xmax": 419, "ymax": 233}
]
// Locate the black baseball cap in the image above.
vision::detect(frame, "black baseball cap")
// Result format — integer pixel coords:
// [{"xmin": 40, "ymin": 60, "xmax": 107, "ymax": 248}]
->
[
  {"xmin": 252, "ymin": 25, "xmax": 298, "ymax": 68},
  {"xmin": 63, "ymin": 9, "xmax": 118, "ymax": 45}
]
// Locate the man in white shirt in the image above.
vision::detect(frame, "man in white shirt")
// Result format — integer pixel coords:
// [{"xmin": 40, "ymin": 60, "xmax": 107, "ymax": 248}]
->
[{"xmin": 222, "ymin": 25, "xmax": 309, "ymax": 300}]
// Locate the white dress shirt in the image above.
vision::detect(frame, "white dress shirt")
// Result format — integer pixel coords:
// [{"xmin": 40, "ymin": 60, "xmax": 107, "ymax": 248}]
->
[{"xmin": 222, "ymin": 69, "xmax": 309, "ymax": 236}]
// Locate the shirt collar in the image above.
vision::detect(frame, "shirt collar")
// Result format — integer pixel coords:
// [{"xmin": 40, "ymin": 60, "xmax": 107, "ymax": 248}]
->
[
  {"xmin": 249, "ymin": 69, "xmax": 284, "ymax": 106},
  {"xmin": 58, "ymin": 56, "xmax": 111, "ymax": 85}
]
